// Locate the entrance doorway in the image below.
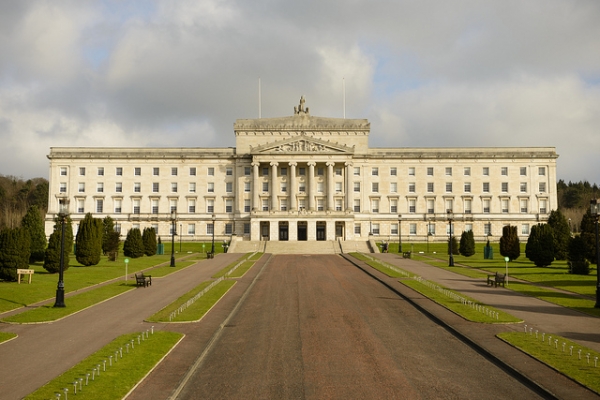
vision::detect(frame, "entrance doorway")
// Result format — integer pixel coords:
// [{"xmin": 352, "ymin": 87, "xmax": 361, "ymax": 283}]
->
[
  {"xmin": 316, "ymin": 221, "xmax": 326, "ymax": 241},
  {"xmin": 279, "ymin": 222, "xmax": 289, "ymax": 241},
  {"xmin": 297, "ymin": 221, "xmax": 307, "ymax": 241},
  {"xmin": 260, "ymin": 222, "xmax": 270, "ymax": 241},
  {"xmin": 335, "ymin": 222, "xmax": 344, "ymax": 239}
]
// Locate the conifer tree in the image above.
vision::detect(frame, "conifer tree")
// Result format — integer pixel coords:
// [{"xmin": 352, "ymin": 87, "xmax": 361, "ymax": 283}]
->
[
  {"xmin": 142, "ymin": 227, "xmax": 157, "ymax": 256},
  {"xmin": 44, "ymin": 216, "xmax": 73, "ymax": 273},
  {"xmin": 525, "ymin": 223, "xmax": 555, "ymax": 267},
  {"xmin": 123, "ymin": 228, "xmax": 145, "ymax": 258},
  {"xmin": 547, "ymin": 209, "xmax": 570, "ymax": 260},
  {"xmin": 500, "ymin": 225, "xmax": 520, "ymax": 261},
  {"xmin": 459, "ymin": 230, "xmax": 475, "ymax": 257},
  {"xmin": 102, "ymin": 216, "xmax": 121, "ymax": 255},
  {"xmin": 0, "ymin": 227, "xmax": 30, "ymax": 281},
  {"xmin": 568, "ymin": 235, "xmax": 590, "ymax": 275},
  {"xmin": 21, "ymin": 205, "xmax": 47, "ymax": 263},
  {"xmin": 75, "ymin": 213, "xmax": 103, "ymax": 266}
]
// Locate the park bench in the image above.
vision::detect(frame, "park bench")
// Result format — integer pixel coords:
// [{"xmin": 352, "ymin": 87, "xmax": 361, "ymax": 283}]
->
[
  {"xmin": 17, "ymin": 269, "xmax": 34, "ymax": 284},
  {"xmin": 486, "ymin": 272, "xmax": 506, "ymax": 288},
  {"xmin": 135, "ymin": 273, "xmax": 152, "ymax": 287},
  {"xmin": 402, "ymin": 251, "xmax": 412, "ymax": 259}
]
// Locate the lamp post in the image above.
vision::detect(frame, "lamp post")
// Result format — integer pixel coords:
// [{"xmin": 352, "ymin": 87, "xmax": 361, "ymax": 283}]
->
[
  {"xmin": 590, "ymin": 199, "xmax": 600, "ymax": 308},
  {"xmin": 447, "ymin": 209, "xmax": 454, "ymax": 266},
  {"xmin": 211, "ymin": 213, "xmax": 216, "ymax": 255},
  {"xmin": 170, "ymin": 210, "xmax": 176, "ymax": 267},
  {"xmin": 54, "ymin": 199, "xmax": 70, "ymax": 308},
  {"xmin": 398, "ymin": 214, "xmax": 402, "ymax": 253}
]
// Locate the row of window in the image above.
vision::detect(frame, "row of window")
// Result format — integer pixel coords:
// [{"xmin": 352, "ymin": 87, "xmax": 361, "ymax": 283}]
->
[
  {"xmin": 59, "ymin": 166, "xmax": 233, "ymax": 177},
  {"xmin": 119, "ymin": 222, "xmax": 241, "ymax": 236},
  {"xmin": 361, "ymin": 223, "xmax": 532, "ymax": 236}
]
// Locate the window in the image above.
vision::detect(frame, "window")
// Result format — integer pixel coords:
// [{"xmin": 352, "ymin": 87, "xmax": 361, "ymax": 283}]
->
[
  {"xmin": 445, "ymin": 182, "xmax": 452, "ymax": 193},
  {"xmin": 115, "ymin": 182, "xmax": 122, "ymax": 193},
  {"xmin": 335, "ymin": 199, "xmax": 342, "ymax": 211},
  {"xmin": 335, "ymin": 168, "xmax": 342, "ymax": 176},
  {"xmin": 171, "ymin": 167, "xmax": 177, "ymax": 176},
  {"xmin": 208, "ymin": 167, "xmax": 215, "ymax": 176},
  {"xmin": 60, "ymin": 182, "xmax": 67, "ymax": 193},
  {"xmin": 409, "ymin": 199, "xmax": 416, "ymax": 213},
  {"xmin": 226, "ymin": 182, "xmax": 233, "ymax": 193},
  {"xmin": 208, "ymin": 182, "xmax": 214, "ymax": 193},
  {"xmin": 244, "ymin": 199, "xmax": 251, "ymax": 212},
  {"xmin": 226, "ymin": 199, "xmax": 233, "ymax": 213},
  {"xmin": 539, "ymin": 182, "xmax": 546, "ymax": 193},
  {"xmin": 134, "ymin": 167, "xmax": 141, "ymax": 176},
  {"xmin": 97, "ymin": 183, "xmax": 104, "ymax": 193},
  {"xmin": 281, "ymin": 182, "xmax": 287, "ymax": 192},
  {"xmin": 317, "ymin": 198, "xmax": 324, "ymax": 211},
  {"xmin": 464, "ymin": 182, "xmax": 471, "ymax": 193},
  {"xmin": 520, "ymin": 182, "xmax": 527, "ymax": 192},
  {"xmin": 60, "ymin": 167, "xmax": 67, "ymax": 176},
  {"xmin": 244, "ymin": 182, "xmax": 251, "ymax": 192},
  {"xmin": 484, "ymin": 223, "xmax": 491, "ymax": 236},
  {"xmin": 502, "ymin": 199, "xmax": 509, "ymax": 213},
  {"xmin": 538, "ymin": 167, "xmax": 546, "ymax": 176},
  {"xmin": 354, "ymin": 167, "xmax": 360, "ymax": 176},
  {"xmin": 114, "ymin": 199, "xmax": 122, "ymax": 214},
  {"xmin": 409, "ymin": 182, "xmax": 416, "ymax": 193},
  {"xmin": 501, "ymin": 182, "xmax": 508, "ymax": 192},
  {"xmin": 188, "ymin": 199, "xmax": 196, "ymax": 213},
  {"xmin": 207, "ymin": 199, "xmax": 214, "ymax": 213},
  {"xmin": 115, "ymin": 167, "xmax": 122, "ymax": 176},
  {"xmin": 153, "ymin": 182, "xmax": 159, "ymax": 193},
  {"xmin": 281, "ymin": 167, "xmax": 287, "ymax": 176},
  {"xmin": 427, "ymin": 182, "xmax": 434, "ymax": 193},
  {"xmin": 445, "ymin": 199, "xmax": 453, "ymax": 213},
  {"xmin": 244, "ymin": 223, "xmax": 251, "ymax": 234},
  {"xmin": 372, "ymin": 182, "xmax": 379, "ymax": 193},
  {"xmin": 483, "ymin": 182, "xmax": 490, "ymax": 193},
  {"xmin": 539, "ymin": 199, "xmax": 547, "ymax": 214},
  {"xmin": 428, "ymin": 223, "xmax": 436, "ymax": 235},
  {"xmin": 317, "ymin": 168, "xmax": 324, "ymax": 176},
  {"xmin": 171, "ymin": 182, "xmax": 178, "ymax": 193},
  {"xmin": 98, "ymin": 167, "xmax": 104, "ymax": 176},
  {"xmin": 427, "ymin": 199, "xmax": 434, "ymax": 214},
  {"xmin": 262, "ymin": 167, "xmax": 269, "ymax": 176},
  {"xmin": 520, "ymin": 199, "xmax": 528, "ymax": 213},
  {"xmin": 427, "ymin": 167, "xmax": 433, "ymax": 176},
  {"xmin": 354, "ymin": 182, "xmax": 360, "ymax": 192},
  {"xmin": 299, "ymin": 199, "xmax": 306, "ymax": 210},
  {"xmin": 225, "ymin": 223, "xmax": 233, "ymax": 235},
  {"xmin": 372, "ymin": 223, "xmax": 380, "ymax": 235},
  {"xmin": 190, "ymin": 167, "xmax": 196, "ymax": 176},
  {"xmin": 372, "ymin": 167, "xmax": 378, "ymax": 176},
  {"xmin": 391, "ymin": 223, "xmax": 398, "ymax": 235},
  {"xmin": 134, "ymin": 182, "xmax": 141, "ymax": 192},
  {"xmin": 96, "ymin": 199, "xmax": 103, "ymax": 213},
  {"xmin": 299, "ymin": 184, "xmax": 306, "ymax": 193},
  {"xmin": 463, "ymin": 167, "xmax": 470, "ymax": 176},
  {"xmin": 335, "ymin": 182, "xmax": 342, "ymax": 193},
  {"xmin": 244, "ymin": 167, "xmax": 251, "ymax": 176},
  {"xmin": 151, "ymin": 199, "xmax": 159, "ymax": 214},
  {"xmin": 371, "ymin": 199, "xmax": 379, "ymax": 213},
  {"xmin": 353, "ymin": 199, "xmax": 360, "ymax": 212},
  {"xmin": 483, "ymin": 167, "xmax": 489, "ymax": 176},
  {"xmin": 522, "ymin": 224, "xmax": 530, "ymax": 235},
  {"xmin": 77, "ymin": 199, "xmax": 85, "ymax": 213},
  {"xmin": 390, "ymin": 167, "xmax": 397, "ymax": 176},
  {"xmin": 226, "ymin": 167, "xmax": 233, "ymax": 176},
  {"xmin": 189, "ymin": 182, "xmax": 196, "ymax": 193},
  {"xmin": 133, "ymin": 199, "xmax": 140, "ymax": 214},
  {"xmin": 299, "ymin": 167, "xmax": 306, "ymax": 176},
  {"xmin": 207, "ymin": 223, "xmax": 214, "ymax": 235},
  {"xmin": 280, "ymin": 199, "xmax": 287, "ymax": 211},
  {"xmin": 390, "ymin": 182, "xmax": 397, "ymax": 193},
  {"xmin": 464, "ymin": 199, "xmax": 472, "ymax": 214},
  {"xmin": 464, "ymin": 224, "xmax": 472, "ymax": 232},
  {"xmin": 483, "ymin": 199, "xmax": 490, "ymax": 213},
  {"xmin": 262, "ymin": 199, "xmax": 269, "ymax": 211},
  {"xmin": 170, "ymin": 200, "xmax": 177, "ymax": 213},
  {"xmin": 445, "ymin": 167, "xmax": 452, "ymax": 176},
  {"xmin": 317, "ymin": 182, "xmax": 324, "ymax": 193},
  {"xmin": 153, "ymin": 167, "xmax": 159, "ymax": 176},
  {"xmin": 354, "ymin": 224, "xmax": 361, "ymax": 235},
  {"xmin": 501, "ymin": 167, "xmax": 508, "ymax": 176},
  {"xmin": 390, "ymin": 199, "xmax": 398, "ymax": 213},
  {"xmin": 79, "ymin": 167, "xmax": 86, "ymax": 176},
  {"xmin": 78, "ymin": 183, "xmax": 85, "ymax": 193},
  {"xmin": 520, "ymin": 167, "xmax": 527, "ymax": 176},
  {"xmin": 409, "ymin": 223, "xmax": 417, "ymax": 235},
  {"xmin": 188, "ymin": 224, "xmax": 196, "ymax": 235},
  {"xmin": 408, "ymin": 167, "xmax": 415, "ymax": 176},
  {"xmin": 262, "ymin": 182, "xmax": 269, "ymax": 192}
]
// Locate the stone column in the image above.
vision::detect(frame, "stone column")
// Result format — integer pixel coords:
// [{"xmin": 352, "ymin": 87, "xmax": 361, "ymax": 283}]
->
[
  {"xmin": 289, "ymin": 162, "xmax": 297, "ymax": 211},
  {"xmin": 326, "ymin": 161, "xmax": 335, "ymax": 211},
  {"xmin": 252, "ymin": 162, "xmax": 260, "ymax": 211},
  {"xmin": 345, "ymin": 162, "xmax": 353, "ymax": 211},
  {"xmin": 270, "ymin": 162, "xmax": 278, "ymax": 212},
  {"xmin": 307, "ymin": 161, "xmax": 316, "ymax": 211}
]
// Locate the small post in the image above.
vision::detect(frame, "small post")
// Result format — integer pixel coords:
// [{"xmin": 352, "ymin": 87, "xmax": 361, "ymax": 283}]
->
[
  {"xmin": 63, "ymin": 388, "xmax": 68, "ymax": 400},
  {"xmin": 109, "ymin": 355, "xmax": 113, "ymax": 366}
]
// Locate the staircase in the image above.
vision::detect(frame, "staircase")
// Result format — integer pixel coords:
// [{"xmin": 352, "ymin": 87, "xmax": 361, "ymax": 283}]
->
[{"xmin": 229, "ymin": 240, "xmax": 371, "ymax": 254}]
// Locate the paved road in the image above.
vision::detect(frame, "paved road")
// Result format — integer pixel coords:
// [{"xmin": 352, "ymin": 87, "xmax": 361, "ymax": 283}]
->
[{"xmin": 173, "ymin": 255, "xmax": 540, "ymax": 400}]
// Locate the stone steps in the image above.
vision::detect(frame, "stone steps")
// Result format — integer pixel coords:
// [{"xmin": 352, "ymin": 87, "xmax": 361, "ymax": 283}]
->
[{"xmin": 229, "ymin": 240, "xmax": 371, "ymax": 254}]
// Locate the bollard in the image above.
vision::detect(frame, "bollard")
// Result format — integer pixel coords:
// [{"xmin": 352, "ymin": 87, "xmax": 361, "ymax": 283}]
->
[
  {"xmin": 535, "ymin": 330, "xmax": 538, "ymax": 339},
  {"xmin": 151, "ymin": 326, "xmax": 154, "ymax": 334},
  {"xmin": 138, "ymin": 335, "xmax": 141, "ymax": 345},
  {"xmin": 562, "ymin": 343, "xmax": 566, "ymax": 352},
  {"xmin": 72, "ymin": 382, "xmax": 77, "ymax": 395},
  {"xmin": 542, "ymin": 333, "xmax": 545, "ymax": 342},
  {"xmin": 126, "ymin": 343, "xmax": 130, "ymax": 353},
  {"xmin": 78, "ymin": 378, "xmax": 83, "ymax": 390},
  {"xmin": 595, "ymin": 357, "xmax": 598, "ymax": 367},
  {"xmin": 86, "ymin": 373, "xmax": 90, "ymax": 385},
  {"xmin": 570, "ymin": 346, "xmax": 573, "ymax": 356},
  {"xmin": 120, "ymin": 347, "xmax": 123, "ymax": 358},
  {"xmin": 524, "ymin": 325, "xmax": 527, "ymax": 333},
  {"xmin": 63, "ymin": 388, "xmax": 68, "ymax": 400},
  {"xmin": 587, "ymin": 353, "xmax": 590, "ymax": 364},
  {"xmin": 131, "ymin": 339, "xmax": 135, "ymax": 349},
  {"xmin": 578, "ymin": 349, "xmax": 582, "ymax": 360},
  {"xmin": 92, "ymin": 368, "xmax": 96, "ymax": 381},
  {"xmin": 548, "ymin": 336, "xmax": 552, "ymax": 346},
  {"xmin": 55, "ymin": 393, "xmax": 61, "ymax": 399},
  {"xmin": 554, "ymin": 339, "xmax": 558, "ymax": 349},
  {"xmin": 109, "ymin": 355, "xmax": 113, "ymax": 366},
  {"xmin": 115, "ymin": 350, "xmax": 119, "ymax": 362}
]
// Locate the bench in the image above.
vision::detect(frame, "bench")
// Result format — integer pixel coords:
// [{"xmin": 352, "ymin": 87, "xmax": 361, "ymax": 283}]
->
[
  {"xmin": 17, "ymin": 269, "xmax": 34, "ymax": 284},
  {"xmin": 487, "ymin": 272, "xmax": 506, "ymax": 287},
  {"xmin": 402, "ymin": 251, "xmax": 412, "ymax": 259},
  {"xmin": 135, "ymin": 273, "xmax": 152, "ymax": 287}
]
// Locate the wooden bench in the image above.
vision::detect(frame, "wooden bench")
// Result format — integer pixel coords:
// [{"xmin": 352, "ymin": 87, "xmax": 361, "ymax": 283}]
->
[
  {"xmin": 135, "ymin": 273, "xmax": 152, "ymax": 287},
  {"xmin": 17, "ymin": 269, "xmax": 34, "ymax": 284},
  {"xmin": 402, "ymin": 251, "xmax": 412, "ymax": 259},
  {"xmin": 487, "ymin": 272, "xmax": 506, "ymax": 287}
]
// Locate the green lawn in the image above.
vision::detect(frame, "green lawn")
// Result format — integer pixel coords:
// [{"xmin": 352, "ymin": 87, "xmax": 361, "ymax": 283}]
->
[{"xmin": 0, "ymin": 332, "xmax": 17, "ymax": 344}]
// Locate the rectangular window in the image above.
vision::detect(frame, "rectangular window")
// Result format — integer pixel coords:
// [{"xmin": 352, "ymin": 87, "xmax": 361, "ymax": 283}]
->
[
  {"xmin": 208, "ymin": 182, "xmax": 214, "ymax": 193},
  {"xmin": 77, "ymin": 199, "xmax": 85, "ymax": 213},
  {"xmin": 409, "ymin": 199, "xmax": 416, "ymax": 213},
  {"xmin": 483, "ymin": 182, "xmax": 490, "ymax": 193},
  {"xmin": 391, "ymin": 223, "xmax": 398, "ymax": 235},
  {"xmin": 427, "ymin": 182, "xmax": 434, "ymax": 193},
  {"xmin": 371, "ymin": 199, "xmax": 379, "ymax": 213},
  {"xmin": 464, "ymin": 167, "xmax": 470, "ymax": 176},
  {"xmin": 539, "ymin": 182, "xmax": 546, "ymax": 193},
  {"xmin": 153, "ymin": 182, "xmax": 159, "ymax": 193},
  {"xmin": 208, "ymin": 167, "xmax": 215, "ymax": 176},
  {"xmin": 484, "ymin": 223, "xmax": 491, "ymax": 236},
  {"xmin": 225, "ymin": 223, "xmax": 233, "ymax": 235},
  {"xmin": 171, "ymin": 182, "xmax": 178, "ymax": 193},
  {"xmin": 97, "ymin": 167, "xmax": 104, "ymax": 176},
  {"xmin": 151, "ymin": 199, "xmax": 159, "ymax": 214},
  {"xmin": 390, "ymin": 199, "xmax": 398, "ymax": 213},
  {"xmin": 464, "ymin": 182, "xmax": 471, "ymax": 193},
  {"xmin": 170, "ymin": 200, "xmax": 177, "ymax": 213},
  {"xmin": 189, "ymin": 182, "xmax": 196, "ymax": 193},
  {"xmin": 226, "ymin": 167, "xmax": 233, "ymax": 176},
  {"xmin": 134, "ymin": 167, "xmax": 141, "ymax": 176},
  {"xmin": 317, "ymin": 198, "xmax": 324, "ymax": 211},
  {"xmin": 115, "ymin": 182, "xmax": 122, "ymax": 193},
  {"xmin": 299, "ymin": 167, "xmax": 306, "ymax": 176},
  {"xmin": 280, "ymin": 199, "xmax": 287, "ymax": 211},
  {"xmin": 262, "ymin": 182, "xmax": 269, "ymax": 192},
  {"xmin": 520, "ymin": 199, "xmax": 528, "ymax": 213},
  {"xmin": 171, "ymin": 167, "xmax": 178, "ymax": 176},
  {"xmin": 501, "ymin": 182, "xmax": 508, "ymax": 192},
  {"xmin": 188, "ymin": 224, "xmax": 196, "ymax": 235},
  {"xmin": 226, "ymin": 182, "xmax": 233, "ymax": 193},
  {"xmin": 445, "ymin": 167, "xmax": 452, "ymax": 176},
  {"xmin": 409, "ymin": 223, "xmax": 417, "ymax": 235},
  {"xmin": 188, "ymin": 199, "xmax": 196, "ymax": 213},
  {"xmin": 97, "ymin": 183, "xmax": 104, "ymax": 193},
  {"xmin": 190, "ymin": 167, "xmax": 196, "ymax": 176},
  {"xmin": 520, "ymin": 182, "xmax": 527, "ymax": 192},
  {"xmin": 226, "ymin": 199, "xmax": 233, "ymax": 213},
  {"xmin": 114, "ymin": 199, "xmax": 121, "ymax": 214},
  {"xmin": 502, "ymin": 199, "xmax": 509, "ymax": 213},
  {"xmin": 539, "ymin": 199, "xmax": 547, "ymax": 214},
  {"xmin": 298, "ymin": 199, "xmax": 306, "ymax": 210},
  {"xmin": 390, "ymin": 167, "xmax": 397, "ymax": 176},
  {"xmin": 354, "ymin": 182, "xmax": 360, "ymax": 192},
  {"xmin": 520, "ymin": 167, "xmax": 527, "ymax": 176},
  {"xmin": 244, "ymin": 199, "xmax": 251, "ymax": 212},
  {"xmin": 372, "ymin": 167, "xmax": 378, "ymax": 176},
  {"xmin": 153, "ymin": 167, "xmax": 159, "ymax": 176},
  {"xmin": 446, "ymin": 200, "xmax": 453, "ymax": 213},
  {"xmin": 427, "ymin": 199, "xmax": 434, "ymax": 214},
  {"xmin": 408, "ymin": 167, "xmax": 415, "ymax": 176},
  {"xmin": 244, "ymin": 182, "xmax": 251, "ymax": 192},
  {"xmin": 78, "ymin": 182, "xmax": 85, "ymax": 193},
  {"xmin": 427, "ymin": 167, "xmax": 433, "ymax": 176},
  {"xmin": 281, "ymin": 167, "xmax": 287, "ymax": 176},
  {"xmin": 464, "ymin": 199, "xmax": 472, "ymax": 214},
  {"xmin": 335, "ymin": 182, "xmax": 342, "ymax": 193},
  {"xmin": 207, "ymin": 199, "xmax": 214, "ymax": 213},
  {"xmin": 483, "ymin": 167, "xmax": 489, "ymax": 176},
  {"xmin": 538, "ymin": 167, "xmax": 546, "ymax": 176},
  {"xmin": 60, "ymin": 182, "xmax": 67, "ymax": 193},
  {"xmin": 483, "ymin": 199, "xmax": 490, "ymax": 213},
  {"xmin": 335, "ymin": 168, "xmax": 342, "ymax": 176},
  {"xmin": 133, "ymin": 199, "xmax": 140, "ymax": 214},
  {"xmin": 428, "ymin": 223, "xmax": 436, "ymax": 235},
  {"xmin": 353, "ymin": 199, "xmax": 360, "ymax": 212},
  {"xmin": 79, "ymin": 167, "xmax": 86, "ymax": 176},
  {"xmin": 409, "ymin": 182, "xmax": 416, "ymax": 193},
  {"xmin": 96, "ymin": 199, "xmax": 103, "ymax": 213},
  {"xmin": 445, "ymin": 182, "xmax": 452, "ymax": 192},
  {"xmin": 335, "ymin": 199, "xmax": 342, "ymax": 211},
  {"xmin": 390, "ymin": 182, "xmax": 397, "ymax": 193},
  {"xmin": 262, "ymin": 199, "xmax": 269, "ymax": 211},
  {"xmin": 299, "ymin": 184, "xmax": 306, "ymax": 193},
  {"xmin": 354, "ymin": 224, "xmax": 361, "ymax": 235},
  {"xmin": 207, "ymin": 223, "xmax": 214, "ymax": 235},
  {"xmin": 262, "ymin": 167, "xmax": 269, "ymax": 176},
  {"xmin": 372, "ymin": 223, "xmax": 380, "ymax": 235},
  {"xmin": 522, "ymin": 224, "xmax": 530, "ymax": 235},
  {"xmin": 116, "ymin": 167, "xmax": 123, "ymax": 176},
  {"xmin": 134, "ymin": 182, "xmax": 141, "ymax": 193},
  {"xmin": 60, "ymin": 167, "xmax": 67, "ymax": 176},
  {"xmin": 317, "ymin": 182, "xmax": 324, "ymax": 193},
  {"xmin": 354, "ymin": 167, "xmax": 360, "ymax": 176},
  {"xmin": 372, "ymin": 182, "xmax": 379, "ymax": 193},
  {"xmin": 317, "ymin": 168, "xmax": 324, "ymax": 176},
  {"xmin": 244, "ymin": 167, "xmax": 251, "ymax": 176},
  {"xmin": 501, "ymin": 167, "xmax": 508, "ymax": 176},
  {"xmin": 281, "ymin": 182, "xmax": 287, "ymax": 192},
  {"xmin": 244, "ymin": 223, "xmax": 250, "ymax": 234}
]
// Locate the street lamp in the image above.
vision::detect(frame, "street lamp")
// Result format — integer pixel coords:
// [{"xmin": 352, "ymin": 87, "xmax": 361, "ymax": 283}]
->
[
  {"xmin": 211, "ymin": 213, "xmax": 216, "ymax": 255},
  {"xmin": 590, "ymin": 199, "xmax": 600, "ymax": 308},
  {"xmin": 398, "ymin": 214, "xmax": 402, "ymax": 253},
  {"xmin": 447, "ymin": 209, "xmax": 454, "ymax": 266},
  {"xmin": 170, "ymin": 210, "xmax": 177, "ymax": 267},
  {"xmin": 54, "ymin": 199, "xmax": 70, "ymax": 308}
]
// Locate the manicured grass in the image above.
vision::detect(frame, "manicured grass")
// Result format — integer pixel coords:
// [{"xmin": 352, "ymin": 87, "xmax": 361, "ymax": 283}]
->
[
  {"xmin": 1, "ymin": 282, "xmax": 135, "ymax": 323},
  {"xmin": 227, "ymin": 260, "xmax": 255, "ymax": 278},
  {"xmin": 148, "ymin": 280, "xmax": 236, "ymax": 322},
  {"xmin": 0, "ymin": 332, "xmax": 17, "ymax": 344},
  {"xmin": 25, "ymin": 331, "xmax": 184, "ymax": 400},
  {"xmin": 212, "ymin": 253, "xmax": 262, "ymax": 279},
  {"xmin": 351, "ymin": 253, "xmax": 409, "ymax": 278},
  {"xmin": 499, "ymin": 331, "xmax": 600, "ymax": 394}
]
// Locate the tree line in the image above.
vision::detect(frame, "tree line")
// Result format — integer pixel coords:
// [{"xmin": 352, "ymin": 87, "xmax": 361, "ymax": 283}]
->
[{"xmin": 0, "ymin": 175, "xmax": 48, "ymax": 230}]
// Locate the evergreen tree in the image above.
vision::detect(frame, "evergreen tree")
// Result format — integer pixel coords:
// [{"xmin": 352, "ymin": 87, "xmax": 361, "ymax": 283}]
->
[
  {"xmin": 567, "ymin": 235, "xmax": 590, "ymax": 275},
  {"xmin": 21, "ymin": 205, "xmax": 47, "ymax": 263},
  {"xmin": 75, "ymin": 213, "xmax": 103, "ymax": 266},
  {"xmin": 525, "ymin": 223, "xmax": 555, "ymax": 267},
  {"xmin": 123, "ymin": 228, "xmax": 145, "ymax": 258},
  {"xmin": 447, "ymin": 235, "xmax": 459, "ymax": 255},
  {"xmin": 0, "ymin": 227, "xmax": 30, "ymax": 281},
  {"xmin": 499, "ymin": 225, "xmax": 520, "ymax": 261},
  {"xmin": 142, "ymin": 227, "xmax": 157, "ymax": 256},
  {"xmin": 459, "ymin": 230, "xmax": 475, "ymax": 257},
  {"xmin": 547, "ymin": 209, "xmax": 571, "ymax": 260},
  {"xmin": 102, "ymin": 216, "xmax": 121, "ymax": 255},
  {"xmin": 44, "ymin": 216, "xmax": 73, "ymax": 273},
  {"xmin": 580, "ymin": 210, "xmax": 597, "ymax": 264}
]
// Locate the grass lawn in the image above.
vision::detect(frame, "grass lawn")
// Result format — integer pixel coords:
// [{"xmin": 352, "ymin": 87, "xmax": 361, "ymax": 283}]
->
[
  {"xmin": 25, "ymin": 331, "xmax": 184, "ymax": 400},
  {"xmin": 499, "ymin": 331, "xmax": 600, "ymax": 394},
  {"xmin": 212, "ymin": 253, "xmax": 262, "ymax": 279},
  {"xmin": 0, "ymin": 331, "xmax": 17, "ymax": 344}
]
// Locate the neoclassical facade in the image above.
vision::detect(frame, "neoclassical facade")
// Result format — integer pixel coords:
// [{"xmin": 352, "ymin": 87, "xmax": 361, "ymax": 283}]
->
[{"xmin": 46, "ymin": 98, "xmax": 558, "ymax": 244}]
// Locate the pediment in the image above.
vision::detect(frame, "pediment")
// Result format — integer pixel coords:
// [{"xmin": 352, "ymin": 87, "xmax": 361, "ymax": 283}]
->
[{"xmin": 251, "ymin": 137, "xmax": 354, "ymax": 154}]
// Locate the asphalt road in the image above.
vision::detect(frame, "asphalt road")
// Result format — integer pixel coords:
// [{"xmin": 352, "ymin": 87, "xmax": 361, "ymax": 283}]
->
[{"xmin": 174, "ymin": 255, "xmax": 542, "ymax": 400}]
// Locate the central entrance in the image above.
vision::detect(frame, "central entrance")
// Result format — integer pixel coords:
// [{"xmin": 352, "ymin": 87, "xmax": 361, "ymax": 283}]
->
[
  {"xmin": 297, "ymin": 221, "xmax": 307, "ymax": 241},
  {"xmin": 279, "ymin": 222, "xmax": 288, "ymax": 241},
  {"xmin": 316, "ymin": 221, "xmax": 326, "ymax": 241}
]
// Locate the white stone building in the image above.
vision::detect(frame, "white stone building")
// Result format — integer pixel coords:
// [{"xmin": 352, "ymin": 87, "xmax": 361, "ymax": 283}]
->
[{"xmin": 46, "ymin": 97, "xmax": 558, "ymax": 247}]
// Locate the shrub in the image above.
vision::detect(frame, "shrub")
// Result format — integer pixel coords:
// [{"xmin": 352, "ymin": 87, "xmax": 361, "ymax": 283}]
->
[
  {"xmin": 21, "ymin": 206, "xmax": 47, "ymax": 263},
  {"xmin": 526, "ymin": 223, "xmax": 555, "ymax": 267},
  {"xmin": 75, "ymin": 213, "xmax": 103, "ymax": 266},
  {"xmin": 447, "ymin": 235, "xmax": 459, "ymax": 255},
  {"xmin": 102, "ymin": 216, "xmax": 121, "ymax": 255},
  {"xmin": 0, "ymin": 227, "xmax": 30, "ymax": 281},
  {"xmin": 500, "ymin": 225, "xmax": 520, "ymax": 261},
  {"xmin": 459, "ymin": 230, "xmax": 475, "ymax": 257},
  {"xmin": 568, "ymin": 235, "xmax": 590, "ymax": 275},
  {"xmin": 123, "ymin": 228, "xmax": 145, "ymax": 258},
  {"xmin": 142, "ymin": 227, "xmax": 157, "ymax": 256}
]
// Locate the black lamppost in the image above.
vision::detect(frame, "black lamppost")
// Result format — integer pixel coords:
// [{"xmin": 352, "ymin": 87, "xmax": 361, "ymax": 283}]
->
[
  {"xmin": 447, "ymin": 209, "xmax": 454, "ymax": 266},
  {"xmin": 398, "ymin": 214, "xmax": 402, "ymax": 253},
  {"xmin": 170, "ymin": 210, "xmax": 177, "ymax": 267},
  {"xmin": 54, "ymin": 199, "xmax": 70, "ymax": 308},
  {"xmin": 211, "ymin": 213, "xmax": 216, "ymax": 254},
  {"xmin": 590, "ymin": 199, "xmax": 600, "ymax": 308}
]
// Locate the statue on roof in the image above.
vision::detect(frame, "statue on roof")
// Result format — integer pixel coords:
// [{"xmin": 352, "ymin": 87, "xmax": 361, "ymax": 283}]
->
[{"xmin": 294, "ymin": 95, "xmax": 309, "ymax": 115}]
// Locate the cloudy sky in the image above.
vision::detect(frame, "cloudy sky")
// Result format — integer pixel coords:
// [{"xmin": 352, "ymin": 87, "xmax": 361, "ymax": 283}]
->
[{"xmin": 1, "ymin": 0, "xmax": 599, "ymax": 183}]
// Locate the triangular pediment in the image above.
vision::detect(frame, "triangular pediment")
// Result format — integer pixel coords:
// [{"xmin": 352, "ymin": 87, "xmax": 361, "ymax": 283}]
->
[{"xmin": 251, "ymin": 136, "xmax": 354, "ymax": 154}]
